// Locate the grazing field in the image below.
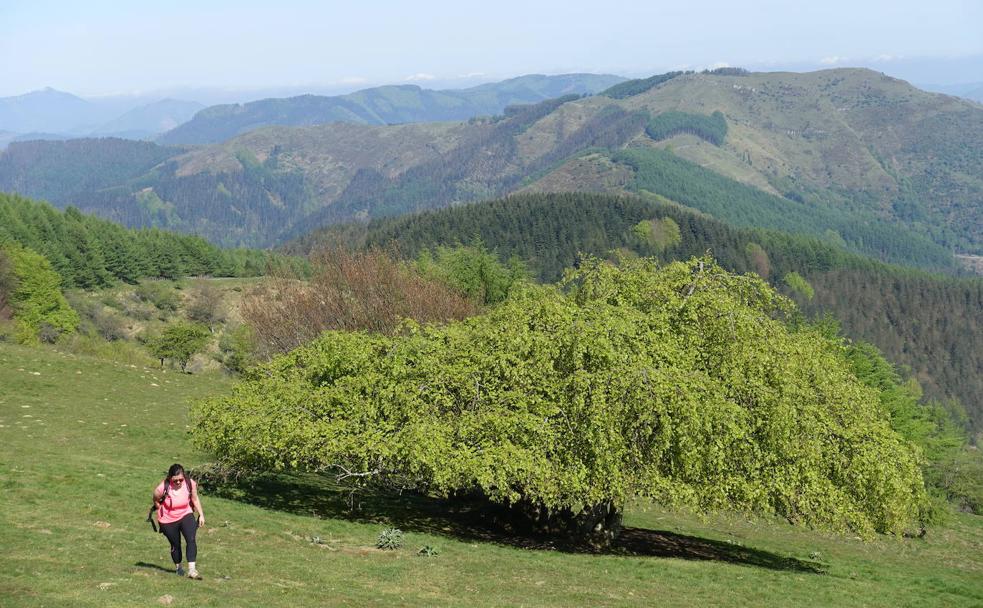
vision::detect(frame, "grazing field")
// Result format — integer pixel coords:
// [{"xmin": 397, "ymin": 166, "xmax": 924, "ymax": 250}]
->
[{"xmin": 1, "ymin": 342, "xmax": 981, "ymax": 607}]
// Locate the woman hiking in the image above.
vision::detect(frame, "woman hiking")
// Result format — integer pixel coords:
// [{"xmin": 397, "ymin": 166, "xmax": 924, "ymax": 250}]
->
[{"xmin": 152, "ymin": 463, "xmax": 206, "ymax": 579}]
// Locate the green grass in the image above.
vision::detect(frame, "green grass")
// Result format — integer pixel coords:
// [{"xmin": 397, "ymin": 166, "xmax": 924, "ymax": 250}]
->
[{"xmin": 1, "ymin": 342, "xmax": 981, "ymax": 606}]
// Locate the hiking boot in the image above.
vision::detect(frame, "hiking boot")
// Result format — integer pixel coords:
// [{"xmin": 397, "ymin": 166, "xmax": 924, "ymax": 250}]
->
[
  {"xmin": 187, "ymin": 570, "xmax": 202, "ymax": 580},
  {"xmin": 175, "ymin": 565, "xmax": 185, "ymax": 577}
]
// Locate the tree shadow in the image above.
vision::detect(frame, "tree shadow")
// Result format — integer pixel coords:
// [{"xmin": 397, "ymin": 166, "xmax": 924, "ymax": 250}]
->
[{"xmin": 205, "ymin": 471, "xmax": 824, "ymax": 574}]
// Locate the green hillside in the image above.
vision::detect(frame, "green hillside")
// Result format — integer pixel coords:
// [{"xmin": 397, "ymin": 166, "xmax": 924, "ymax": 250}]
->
[
  {"xmin": 1, "ymin": 68, "xmax": 979, "ymax": 263},
  {"xmin": 0, "ymin": 193, "xmax": 300, "ymax": 287},
  {"xmin": 2, "ymin": 338, "xmax": 983, "ymax": 607},
  {"xmin": 611, "ymin": 147, "xmax": 955, "ymax": 271},
  {"xmin": 293, "ymin": 192, "xmax": 983, "ymax": 435},
  {"xmin": 0, "ymin": 138, "xmax": 184, "ymax": 204},
  {"xmin": 157, "ymin": 73, "xmax": 626, "ymax": 145}
]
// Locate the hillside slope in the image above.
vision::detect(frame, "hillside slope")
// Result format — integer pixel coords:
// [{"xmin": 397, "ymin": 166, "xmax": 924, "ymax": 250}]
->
[
  {"xmin": 3, "ymin": 342, "xmax": 981, "ymax": 607},
  {"xmin": 93, "ymin": 99, "xmax": 205, "ymax": 139},
  {"xmin": 157, "ymin": 73, "xmax": 625, "ymax": 145}
]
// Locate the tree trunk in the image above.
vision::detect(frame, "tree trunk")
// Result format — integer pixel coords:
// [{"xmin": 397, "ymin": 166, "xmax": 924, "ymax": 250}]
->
[{"xmin": 509, "ymin": 499, "xmax": 623, "ymax": 546}]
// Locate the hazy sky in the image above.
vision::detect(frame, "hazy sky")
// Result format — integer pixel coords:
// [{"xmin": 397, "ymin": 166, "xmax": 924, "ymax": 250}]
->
[{"xmin": 2, "ymin": 0, "xmax": 981, "ymax": 97}]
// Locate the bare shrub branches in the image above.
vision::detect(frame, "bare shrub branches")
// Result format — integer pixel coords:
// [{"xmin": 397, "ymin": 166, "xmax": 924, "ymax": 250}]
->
[{"xmin": 243, "ymin": 248, "xmax": 478, "ymax": 359}]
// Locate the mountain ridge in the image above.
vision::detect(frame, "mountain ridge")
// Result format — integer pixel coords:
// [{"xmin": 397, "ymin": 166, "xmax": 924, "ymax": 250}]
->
[
  {"xmin": 1, "ymin": 69, "xmax": 979, "ymax": 262},
  {"xmin": 156, "ymin": 73, "xmax": 626, "ymax": 144}
]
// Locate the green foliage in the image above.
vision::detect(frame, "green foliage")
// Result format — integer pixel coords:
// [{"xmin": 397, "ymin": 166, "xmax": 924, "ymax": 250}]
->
[
  {"xmin": 376, "ymin": 527, "xmax": 404, "ymax": 550},
  {"xmin": 783, "ymin": 272, "xmax": 814, "ymax": 301},
  {"xmin": 417, "ymin": 545, "xmax": 439, "ymax": 557},
  {"xmin": 646, "ymin": 111, "xmax": 727, "ymax": 145},
  {"xmin": 194, "ymin": 257, "xmax": 926, "ymax": 537},
  {"xmin": 66, "ymin": 292, "xmax": 128, "ymax": 342},
  {"xmin": 0, "ymin": 138, "xmax": 182, "ymax": 204},
  {"xmin": 632, "ymin": 217, "xmax": 682, "ymax": 252},
  {"xmin": 613, "ymin": 147, "xmax": 957, "ymax": 271},
  {"xmin": 147, "ymin": 322, "xmax": 210, "ymax": 372},
  {"xmin": 1, "ymin": 244, "xmax": 79, "ymax": 343},
  {"xmin": 416, "ymin": 243, "xmax": 526, "ymax": 305},
  {"xmin": 0, "ymin": 192, "xmax": 304, "ymax": 287},
  {"xmin": 312, "ymin": 192, "xmax": 983, "ymax": 434},
  {"xmin": 932, "ymin": 448, "xmax": 983, "ymax": 515},
  {"xmin": 134, "ymin": 281, "xmax": 179, "ymax": 313},
  {"xmin": 218, "ymin": 325, "xmax": 257, "ymax": 374},
  {"xmin": 842, "ymin": 340, "xmax": 971, "ymax": 517}
]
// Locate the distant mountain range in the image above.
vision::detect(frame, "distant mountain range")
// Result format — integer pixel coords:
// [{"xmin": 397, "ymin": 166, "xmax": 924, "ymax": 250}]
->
[
  {"xmin": 155, "ymin": 73, "xmax": 627, "ymax": 145},
  {"xmin": 0, "ymin": 88, "xmax": 203, "ymax": 145},
  {"xmin": 0, "ymin": 74, "xmax": 625, "ymax": 147},
  {"xmin": 0, "ymin": 68, "xmax": 980, "ymax": 264},
  {"xmin": 91, "ymin": 98, "xmax": 206, "ymax": 139},
  {"xmin": 0, "ymin": 87, "xmax": 101, "ymax": 134}
]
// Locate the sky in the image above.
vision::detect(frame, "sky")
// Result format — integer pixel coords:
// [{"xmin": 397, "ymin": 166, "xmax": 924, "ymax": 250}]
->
[{"xmin": 1, "ymin": 0, "xmax": 981, "ymax": 98}]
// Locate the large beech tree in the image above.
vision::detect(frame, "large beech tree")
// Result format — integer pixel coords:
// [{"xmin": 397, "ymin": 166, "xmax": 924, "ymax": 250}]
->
[{"xmin": 192, "ymin": 257, "xmax": 926, "ymax": 538}]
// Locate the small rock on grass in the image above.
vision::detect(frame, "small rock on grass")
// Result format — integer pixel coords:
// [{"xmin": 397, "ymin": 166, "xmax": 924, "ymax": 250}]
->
[{"xmin": 158, "ymin": 595, "xmax": 174, "ymax": 605}]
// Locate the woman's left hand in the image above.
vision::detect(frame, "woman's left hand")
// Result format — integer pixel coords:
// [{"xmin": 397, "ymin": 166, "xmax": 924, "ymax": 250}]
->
[{"xmin": 198, "ymin": 515, "xmax": 206, "ymax": 528}]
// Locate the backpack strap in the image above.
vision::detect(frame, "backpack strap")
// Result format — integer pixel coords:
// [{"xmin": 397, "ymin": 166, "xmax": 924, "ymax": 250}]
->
[{"xmin": 158, "ymin": 477, "xmax": 170, "ymax": 506}]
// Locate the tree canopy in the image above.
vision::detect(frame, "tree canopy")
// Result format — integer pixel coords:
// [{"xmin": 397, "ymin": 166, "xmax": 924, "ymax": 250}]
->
[
  {"xmin": 193, "ymin": 257, "xmax": 926, "ymax": 537},
  {"xmin": 1, "ymin": 243, "xmax": 79, "ymax": 343},
  {"xmin": 0, "ymin": 192, "xmax": 306, "ymax": 288}
]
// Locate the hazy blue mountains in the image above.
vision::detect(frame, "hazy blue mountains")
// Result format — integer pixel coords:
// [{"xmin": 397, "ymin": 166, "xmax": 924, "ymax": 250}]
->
[{"xmin": 156, "ymin": 73, "xmax": 627, "ymax": 145}]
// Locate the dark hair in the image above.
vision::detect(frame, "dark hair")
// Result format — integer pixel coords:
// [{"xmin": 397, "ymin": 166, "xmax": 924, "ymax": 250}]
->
[{"xmin": 167, "ymin": 463, "xmax": 185, "ymax": 478}]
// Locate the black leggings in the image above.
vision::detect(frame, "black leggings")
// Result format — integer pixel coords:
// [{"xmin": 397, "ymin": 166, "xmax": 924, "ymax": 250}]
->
[{"xmin": 160, "ymin": 513, "xmax": 198, "ymax": 564}]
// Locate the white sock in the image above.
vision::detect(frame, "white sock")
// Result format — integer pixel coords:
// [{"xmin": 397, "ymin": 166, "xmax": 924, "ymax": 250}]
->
[
  {"xmin": 188, "ymin": 561, "xmax": 197, "ymax": 572},
  {"xmin": 175, "ymin": 563, "xmax": 182, "ymax": 571}
]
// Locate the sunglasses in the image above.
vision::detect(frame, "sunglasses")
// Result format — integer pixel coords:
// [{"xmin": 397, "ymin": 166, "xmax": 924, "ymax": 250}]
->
[{"xmin": 171, "ymin": 477, "xmax": 185, "ymax": 484}]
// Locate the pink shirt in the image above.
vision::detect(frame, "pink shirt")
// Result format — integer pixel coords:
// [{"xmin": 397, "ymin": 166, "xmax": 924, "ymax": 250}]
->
[{"xmin": 155, "ymin": 479, "xmax": 196, "ymax": 524}]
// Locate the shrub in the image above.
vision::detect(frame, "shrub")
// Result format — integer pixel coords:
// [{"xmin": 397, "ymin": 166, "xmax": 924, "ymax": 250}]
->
[
  {"xmin": 91, "ymin": 307, "xmax": 128, "ymax": 341},
  {"xmin": 122, "ymin": 297, "xmax": 155, "ymax": 321},
  {"xmin": 0, "ymin": 318, "xmax": 15, "ymax": 342},
  {"xmin": 134, "ymin": 281, "xmax": 179, "ymax": 312},
  {"xmin": 632, "ymin": 217, "xmax": 682, "ymax": 252},
  {"xmin": 218, "ymin": 324, "xmax": 257, "ymax": 374},
  {"xmin": 745, "ymin": 242, "xmax": 771, "ymax": 279},
  {"xmin": 186, "ymin": 280, "xmax": 226, "ymax": 326},
  {"xmin": 147, "ymin": 322, "xmax": 210, "ymax": 372},
  {"xmin": 376, "ymin": 528, "xmax": 404, "ymax": 550},
  {"xmin": 37, "ymin": 322, "xmax": 61, "ymax": 344},
  {"xmin": 416, "ymin": 243, "xmax": 526, "ymax": 305},
  {"xmin": 2, "ymin": 244, "xmax": 79, "ymax": 343},
  {"xmin": 931, "ymin": 447, "xmax": 983, "ymax": 515},
  {"xmin": 100, "ymin": 292, "xmax": 123, "ymax": 310},
  {"xmin": 242, "ymin": 248, "xmax": 478, "ymax": 359},
  {"xmin": 67, "ymin": 292, "xmax": 128, "ymax": 342},
  {"xmin": 0, "ymin": 249, "xmax": 14, "ymax": 320},
  {"xmin": 784, "ymin": 271, "xmax": 815, "ymax": 301}
]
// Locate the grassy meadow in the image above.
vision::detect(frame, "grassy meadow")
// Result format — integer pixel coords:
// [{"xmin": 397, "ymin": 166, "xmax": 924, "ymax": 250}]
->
[{"xmin": 1, "ymin": 341, "xmax": 981, "ymax": 607}]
